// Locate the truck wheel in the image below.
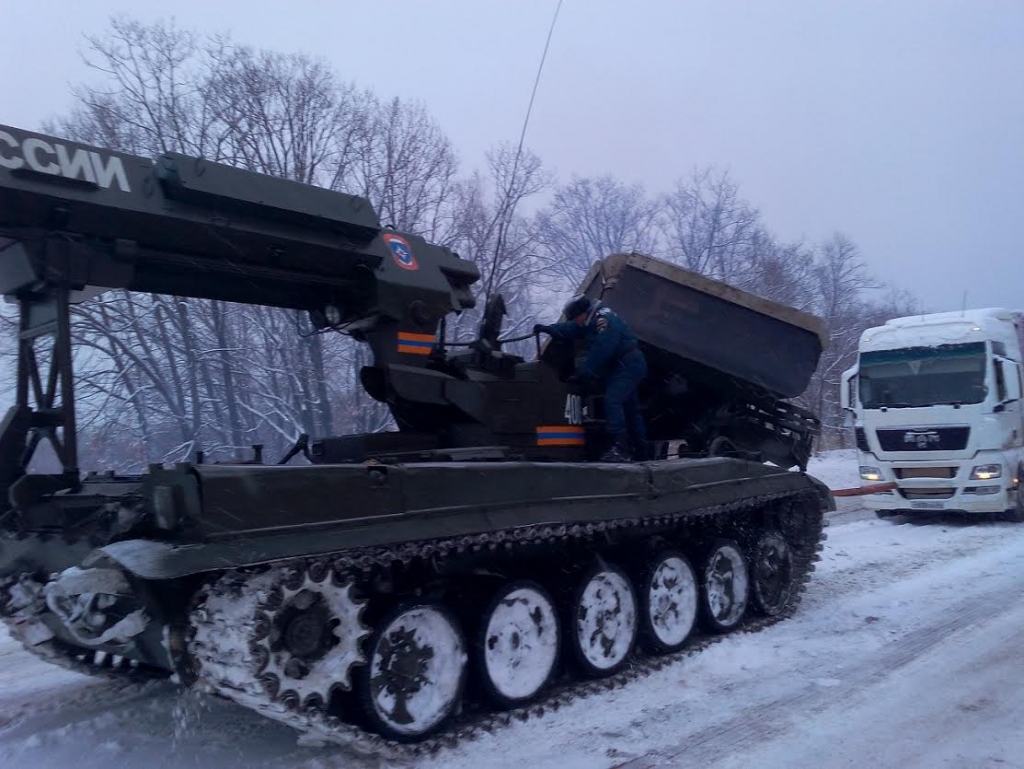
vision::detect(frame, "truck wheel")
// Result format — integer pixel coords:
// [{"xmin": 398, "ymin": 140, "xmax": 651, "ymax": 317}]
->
[
  {"xmin": 476, "ymin": 580, "xmax": 560, "ymax": 708},
  {"xmin": 700, "ymin": 540, "xmax": 749, "ymax": 632},
  {"xmin": 638, "ymin": 550, "xmax": 698, "ymax": 654},
  {"xmin": 1002, "ymin": 466, "xmax": 1024, "ymax": 523},
  {"xmin": 569, "ymin": 563, "xmax": 638, "ymax": 677},
  {"xmin": 356, "ymin": 601, "xmax": 467, "ymax": 742}
]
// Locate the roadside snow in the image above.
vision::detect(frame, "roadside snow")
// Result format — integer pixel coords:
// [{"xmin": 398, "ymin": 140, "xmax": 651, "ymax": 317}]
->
[{"xmin": 806, "ymin": 448, "xmax": 860, "ymax": 491}]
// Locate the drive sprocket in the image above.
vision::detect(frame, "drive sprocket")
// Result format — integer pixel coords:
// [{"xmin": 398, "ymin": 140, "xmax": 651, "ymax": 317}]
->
[{"xmin": 189, "ymin": 564, "xmax": 370, "ymax": 712}]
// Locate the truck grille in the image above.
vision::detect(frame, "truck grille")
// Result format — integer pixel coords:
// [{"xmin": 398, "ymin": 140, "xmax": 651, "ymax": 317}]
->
[
  {"xmin": 876, "ymin": 426, "xmax": 969, "ymax": 452},
  {"xmin": 895, "ymin": 467, "xmax": 956, "ymax": 479},
  {"xmin": 899, "ymin": 488, "xmax": 956, "ymax": 500}
]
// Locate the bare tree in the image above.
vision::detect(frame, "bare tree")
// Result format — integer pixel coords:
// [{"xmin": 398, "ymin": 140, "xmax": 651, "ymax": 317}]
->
[
  {"xmin": 725, "ymin": 228, "xmax": 818, "ymax": 311},
  {"xmin": 350, "ymin": 97, "xmax": 461, "ymax": 240},
  {"xmin": 535, "ymin": 175, "xmax": 661, "ymax": 289},
  {"xmin": 207, "ymin": 45, "xmax": 371, "ymax": 185},
  {"xmin": 445, "ymin": 143, "xmax": 550, "ymax": 346},
  {"xmin": 799, "ymin": 233, "xmax": 889, "ymax": 448},
  {"xmin": 815, "ymin": 233, "xmax": 879, "ymax": 323},
  {"xmin": 47, "ymin": 17, "xmax": 229, "ymax": 158},
  {"xmin": 39, "ymin": 17, "xmax": 477, "ymax": 467},
  {"xmin": 660, "ymin": 167, "xmax": 760, "ymax": 282}
]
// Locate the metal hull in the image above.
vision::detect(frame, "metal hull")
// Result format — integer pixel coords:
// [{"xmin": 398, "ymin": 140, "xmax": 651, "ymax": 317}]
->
[{"xmin": 2, "ymin": 457, "xmax": 832, "ymax": 674}]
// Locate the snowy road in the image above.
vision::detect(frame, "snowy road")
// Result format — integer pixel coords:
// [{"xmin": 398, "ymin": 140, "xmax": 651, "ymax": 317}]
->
[{"xmin": 3, "ymin": 464, "xmax": 1024, "ymax": 768}]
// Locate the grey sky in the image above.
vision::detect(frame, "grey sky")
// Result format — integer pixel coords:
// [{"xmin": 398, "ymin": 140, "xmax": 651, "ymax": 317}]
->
[{"xmin": 4, "ymin": 0, "xmax": 1023, "ymax": 313}]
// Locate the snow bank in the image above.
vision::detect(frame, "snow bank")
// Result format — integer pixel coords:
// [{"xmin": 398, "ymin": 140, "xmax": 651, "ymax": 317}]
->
[{"xmin": 806, "ymin": 448, "xmax": 859, "ymax": 491}]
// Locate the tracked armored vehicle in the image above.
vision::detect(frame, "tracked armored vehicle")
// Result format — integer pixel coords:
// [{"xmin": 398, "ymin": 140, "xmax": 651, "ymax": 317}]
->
[{"xmin": 0, "ymin": 125, "xmax": 833, "ymax": 755}]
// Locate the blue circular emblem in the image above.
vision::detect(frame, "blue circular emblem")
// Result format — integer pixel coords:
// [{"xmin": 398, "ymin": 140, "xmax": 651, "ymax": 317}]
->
[
  {"xmin": 384, "ymin": 234, "xmax": 418, "ymax": 270},
  {"xmin": 391, "ymin": 241, "xmax": 412, "ymax": 263}
]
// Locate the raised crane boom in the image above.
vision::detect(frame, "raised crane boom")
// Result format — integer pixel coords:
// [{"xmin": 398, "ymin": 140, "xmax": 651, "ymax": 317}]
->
[{"xmin": 0, "ymin": 125, "xmax": 478, "ymax": 321}]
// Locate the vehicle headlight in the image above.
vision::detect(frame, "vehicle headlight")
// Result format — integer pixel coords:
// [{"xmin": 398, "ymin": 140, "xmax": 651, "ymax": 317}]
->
[
  {"xmin": 859, "ymin": 466, "xmax": 883, "ymax": 482},
  {"xmin": 970, "ymin": 464, "xmax": 1002, "ymax": 481}
]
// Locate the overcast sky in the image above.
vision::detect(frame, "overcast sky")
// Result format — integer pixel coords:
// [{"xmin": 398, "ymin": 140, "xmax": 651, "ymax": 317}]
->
[{"xmin": 3, "ymin": 0, "xmax": 1023, "ymax": 313}]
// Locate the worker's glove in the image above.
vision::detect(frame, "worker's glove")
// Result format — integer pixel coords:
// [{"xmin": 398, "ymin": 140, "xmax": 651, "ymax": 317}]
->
[{"xmin": 532, "ymin": 324, "xmax": 550, "ymax": 336}]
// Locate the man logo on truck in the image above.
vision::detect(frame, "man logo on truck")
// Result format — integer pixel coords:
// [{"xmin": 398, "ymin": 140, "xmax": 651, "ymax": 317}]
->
[
  {"xmin": 903, "ymin": 430, "xmax": 940, "ymax": 448},
  {"xmin": 0, "ymin": 130, "xmax": 132, "ymax": 193}
]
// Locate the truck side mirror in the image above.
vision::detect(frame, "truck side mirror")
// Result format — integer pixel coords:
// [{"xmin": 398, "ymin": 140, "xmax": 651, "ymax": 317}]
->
[
  {"xmin": 840, "ymin": 366, "xmax": 858, "ymax": 411},
  {"xmin": 994, "ymin": 358, "xmax": 1021, "ymax": 412},
  {"xmin": 1004, "ymin": 358, "xmax": 1022, "ymax": 400}
]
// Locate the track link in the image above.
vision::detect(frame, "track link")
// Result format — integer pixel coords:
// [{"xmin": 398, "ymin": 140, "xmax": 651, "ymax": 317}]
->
[
  {"xmin": 188, "ymin": 489, "xmax": 824, "ymax": 760},
  {"xmin": 0, "ymin": 610, "xmax": 169, "ymax": 685}
]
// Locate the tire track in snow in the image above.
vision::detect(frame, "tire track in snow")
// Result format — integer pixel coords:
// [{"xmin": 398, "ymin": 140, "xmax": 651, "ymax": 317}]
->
[
  {"xmin": 617, "ymin": 545, "xmax": 1024, "ymax": 768},
  {"xmin": 707, "ymin": 599, "xmax": 1024, "ymax": 769},
  {"xmin": 0, "ymin": 680, "xmax": 177, "ymax": 744},
  {"xmin": 804, "ymin": 518, "xmax": 1013, "ymax": 610}
]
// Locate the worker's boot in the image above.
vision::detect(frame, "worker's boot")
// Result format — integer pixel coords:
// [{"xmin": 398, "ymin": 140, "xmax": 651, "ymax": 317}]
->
[
  {"xmin": 632, "ymin": 439, "xmax": 649, "ymax": 462},
  {"xmin": 599, "ymin": 435, "xmax": 632, "ymax": 463}
]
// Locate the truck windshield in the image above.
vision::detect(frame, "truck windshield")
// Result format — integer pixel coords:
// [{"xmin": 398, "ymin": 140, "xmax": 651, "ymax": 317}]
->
[{"xmin": 859, "ymin": 342, "xmax": 987, "ymax": 408}]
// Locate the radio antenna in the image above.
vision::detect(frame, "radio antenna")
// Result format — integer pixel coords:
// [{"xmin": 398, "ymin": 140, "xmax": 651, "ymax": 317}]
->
[{"xmin": 483, "ymin": 0, "xmax": 564, "ymax": 300}]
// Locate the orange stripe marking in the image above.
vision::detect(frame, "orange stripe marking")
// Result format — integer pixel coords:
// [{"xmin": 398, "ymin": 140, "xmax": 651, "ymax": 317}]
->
[{"xmin": 397, "ymin": 332, "xmax": 436, "ymax": 342}]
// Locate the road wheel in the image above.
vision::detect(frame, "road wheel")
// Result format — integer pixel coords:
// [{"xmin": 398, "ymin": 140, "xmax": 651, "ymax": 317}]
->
[
  {"xmin": 750, "ymin": 531, "xmax": 795, "ymax": 616},
  {"xmin": 356, "ymin": 601, "xmax": 467, "ymax": 742},
  {"xmin": 569, "ymin": 563, "xmax": 637, "ymax": 677},
  {"xmin": 476, "ymin": 580, "xmax": 560, "ymax": 709},
  {"xmin": 638, "ymin": 550, "xmax": 698, "ymax": 654},
  {"xmin": 700, "ymin": 540, "xmax": 749, "ymax": 633}
]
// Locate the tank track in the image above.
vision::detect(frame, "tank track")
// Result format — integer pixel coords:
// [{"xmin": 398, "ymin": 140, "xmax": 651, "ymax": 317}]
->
[
  {"xmin": 0, "ymin": 605, "xmax": 169, "ymax": 685},
  {"xmin": 188, "ymin": 488, "xmax": 826, "ymax": 760}
]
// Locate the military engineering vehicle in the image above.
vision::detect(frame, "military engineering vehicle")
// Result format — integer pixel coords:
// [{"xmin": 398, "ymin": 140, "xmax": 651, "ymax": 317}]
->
[{"xmin": 0, "ymin": 125, "xmax": 833, "ymax": 754}]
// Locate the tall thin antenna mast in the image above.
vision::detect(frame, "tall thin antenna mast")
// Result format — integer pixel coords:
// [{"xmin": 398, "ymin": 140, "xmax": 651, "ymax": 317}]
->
[{"xmin": 483, "ymin": 0, "xmax": 564, "ymax": 299}]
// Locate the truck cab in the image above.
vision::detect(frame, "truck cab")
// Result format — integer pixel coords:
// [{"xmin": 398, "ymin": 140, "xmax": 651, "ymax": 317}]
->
[{"xmin": 841, "ymin": 309, "xmax": 1024, "ymax": 518}]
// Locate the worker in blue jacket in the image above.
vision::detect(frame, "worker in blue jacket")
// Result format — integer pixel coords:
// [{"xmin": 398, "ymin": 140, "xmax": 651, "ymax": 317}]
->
[{"xmin": 534, "ymin": 295, "xmax": 648, "ymax": 462}]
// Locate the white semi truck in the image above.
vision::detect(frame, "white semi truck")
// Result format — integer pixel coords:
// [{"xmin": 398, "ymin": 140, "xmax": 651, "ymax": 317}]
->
[{"xmin": 842, "ymin": 308, "xmax": 1024, "ymax": 520}]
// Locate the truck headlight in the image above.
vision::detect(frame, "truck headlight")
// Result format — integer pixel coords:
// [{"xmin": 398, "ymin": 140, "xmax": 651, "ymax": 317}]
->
[
  {"xmin": 859, "ymin": 466, "xmax": 882, "ymax": 482},
  {"xmin": 970, "ymin": 464, "xmax": 1002, "ymax": 481}
]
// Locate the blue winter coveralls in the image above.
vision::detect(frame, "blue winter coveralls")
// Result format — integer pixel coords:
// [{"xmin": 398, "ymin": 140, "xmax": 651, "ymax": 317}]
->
[{"xmin": 547, "ymin": 306, "xmax": 648, "ymax": 456}]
